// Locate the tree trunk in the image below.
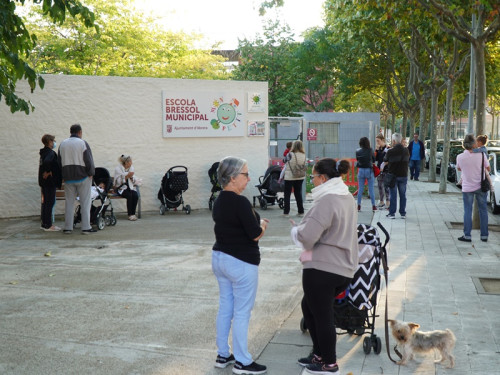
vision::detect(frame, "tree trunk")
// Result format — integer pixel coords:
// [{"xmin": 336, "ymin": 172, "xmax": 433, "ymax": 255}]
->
[
  {"xmin": 391, "ymin": 112, "xmax": 396, "ymax": 136},
  {"xmin": 409, "ymin": 113, "xmax": 416, "ymax": 139},
  {"xmin": 419, "ymin": 99, "xmax": 428, "ymax": 170},
  {"xmin": 401, "ymin": 112, "xmax": 407, "ymax": 138},
  {"xmin": 429, "ymin": 86, "xmax": 438, "ymax": 182},
  {"xmin": 474, "ymin": 40, "xmax": 486, "ymax": 135},
  {"xmin": 439, "ymin": 79, "xmax": 453, "ymax": 193}
]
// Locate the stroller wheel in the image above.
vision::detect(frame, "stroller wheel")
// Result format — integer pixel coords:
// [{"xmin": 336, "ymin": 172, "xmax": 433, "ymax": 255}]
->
[
  {"xmin": 185, "ymin": 205, "xmax": 191, "ymax": 215},
  {"xmin": 96, "ymin": 215, "xmax": 105, "ymax": 230},
  {"xmin": 374, "ymin": 336, "xmax": 382, "ymax": 355},
  {"xmin": 104, "ymin": 216, "xmax": 112, "ymax": 226},
  {"xmin": 299, "ymin": 317, "xmax": 307, "ymax": 333},
  {"xmin": 160, "ymin": 205, "xmax": 166, "ymax": 215},
  {"xmin": 110, "ymin": 215, "xmax": 117, "ymax": 226},
  {"xmin": 363, "ymin": 336, "xmax": 372, "ymax": 355},
  {"xmin": 259, "ymin": 198, "xmax": 268, "ymax": 210},
  {"xmin": 278, "ymin": 198, "xmax": 284, "ymax": 209}
]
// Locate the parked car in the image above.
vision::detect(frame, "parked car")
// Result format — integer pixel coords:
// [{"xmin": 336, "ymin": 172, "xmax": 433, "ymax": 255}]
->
[
  {"xmin": 424, "ymin": 139, "xmax": 463, "ymax": 173},
  {"xmin": 488, "ymin": 151, "xmax": 500, "ymax": 214}
]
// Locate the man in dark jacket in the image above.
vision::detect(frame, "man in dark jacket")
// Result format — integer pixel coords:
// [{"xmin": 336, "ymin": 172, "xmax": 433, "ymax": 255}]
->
[
  {"xmin": 384, "ymin": 133, "xmax": 410, "ymax": 219},
  {"xmin": 58, "ymin": 124, "xmax": 95, "ymax": 234},
  {"xmin": 39, "ymin": 134, "xmax": 62, "ymax": 231},
  {"xmin": 407, "ymin": 133, "xmax": 425, "ymax": 181}
]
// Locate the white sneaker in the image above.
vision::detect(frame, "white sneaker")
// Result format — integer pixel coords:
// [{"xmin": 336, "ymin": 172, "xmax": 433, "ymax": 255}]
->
[
  {"xmin": 43, "ymin": 226, "xmax": 61, "ymax": 232},
  {"xmin": 128, "ymin": 215, "xmax": 137, "ymax": 221}
]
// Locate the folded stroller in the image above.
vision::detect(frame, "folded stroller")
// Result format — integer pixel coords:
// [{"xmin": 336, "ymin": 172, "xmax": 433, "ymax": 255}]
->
[
  {"xmin": 208, "ymin": 162, "xmax": 221, "ymax": 211},
  {"xmin": 158, "ymin": 166, "xmax": 191, "ymax": 215},
  {"xmin": 252, "ymin": 165, "xmax": 284, "ymax": 210},
  {"xmin": 74, "ymin": 167, "xmax": 116, "ymax": 230},
  {"xmin": 300, "ymin": 222, "xmax": 390, "ymax": 356}
]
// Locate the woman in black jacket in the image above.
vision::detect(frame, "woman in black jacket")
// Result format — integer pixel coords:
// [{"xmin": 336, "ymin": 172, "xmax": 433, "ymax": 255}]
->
[
  {"xmin": 39, "ymin": 134, "xmax": 62, "ymax": 231},
  {"xmin": 355, "ymin": 137, "xmax": 376, "ymax": 212}
]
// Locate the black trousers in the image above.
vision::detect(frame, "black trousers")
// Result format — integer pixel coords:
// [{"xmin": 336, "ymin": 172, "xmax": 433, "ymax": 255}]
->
[
  {"xmin": 283, "ymin": 179, "xmax": 304, "ymax": 214},
  {"xmin": 302, "ymin": 268, "xmax": 352, "ymax": 364},
  {"xmin": 120, "ymin": 189, "xmax": 138, "ymax": 216},
  {"xmin": 41, "ymin": 186, "xmax": 56, "ymax": 228}
]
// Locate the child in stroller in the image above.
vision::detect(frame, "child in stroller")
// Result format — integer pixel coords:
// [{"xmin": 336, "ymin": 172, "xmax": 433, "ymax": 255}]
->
[
  {"xmin": 74, "ymin": 167, "xmax": 116, "ymax": 230},
  {"xmin": 158, "ymin": 165, "xmax": 191, "ymax": 215},
  {"xmin": 208, "ymin": 162, "xmax": 221, "ymax": 210},
  {"xmin": 253, "ymin": 165, "xmax": 284, "ymax": 210}
]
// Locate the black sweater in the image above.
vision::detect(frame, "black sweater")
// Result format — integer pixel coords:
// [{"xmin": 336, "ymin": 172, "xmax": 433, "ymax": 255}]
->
[
  {"xmin": 356, "ymin": 147, "xmax": 375, "ymax": 168},
  {"xmin": 384, "ymin": 144, "xmax": 410, "ymax": 177},
  {"xmin": 38, "ymin": 147, "xmax": 62, "ymax": 188},
  {"xmin": 212, "ymin": 191, "xmax": 263, "ymax": 265}
]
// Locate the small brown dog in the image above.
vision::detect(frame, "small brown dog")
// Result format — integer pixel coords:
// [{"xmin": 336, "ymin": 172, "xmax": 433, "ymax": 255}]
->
[{"xmin": 388, "ymin": 319, "xmax": 456, "ymax": 368}]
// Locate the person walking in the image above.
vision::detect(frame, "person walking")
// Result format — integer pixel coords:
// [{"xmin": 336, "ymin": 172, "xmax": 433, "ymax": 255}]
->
[
  {"xmin": 283, "ymin": 140, "xmax": 306, "ymax": 217},
  {"xmin": 58, "ymin": 124, "xmax": 96, "ymax": 234},
  {"xmin": 375, "ymin": 134, "xmax": 390, "ymax": 209},
  {"xmin": 292, "ymin": 158, "xmax": 358, "ymax": 375},
  {"xmin": 38, "ymin": 134, "xmax": 62, "ymax": 231},
  {"xmin": 384, "ymin": 133, "xmax": 410, "ymax": 219},
  {"xmin": 456, "ymin": 134, "xmax": 490, "ymax": 242},
  {"xmin": 211, "ymin": 156, "xmax": 269, "ymax": 375},
  {"xmin": 355, "ymin": 137, "xmax": 376, "ymax": 212},
  {"xmin": 407, "ymin": 132, "xmax": 425, "ymax": 181}
]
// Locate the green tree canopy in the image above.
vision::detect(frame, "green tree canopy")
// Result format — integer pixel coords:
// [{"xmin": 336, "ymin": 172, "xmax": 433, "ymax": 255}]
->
[
  {"xmin": 25, "ymin": 0, "xmax": 229, "ymax": 79},
  {"xmin": 1, "ymin": 0, "xmax": 95, "ymax": 114}
]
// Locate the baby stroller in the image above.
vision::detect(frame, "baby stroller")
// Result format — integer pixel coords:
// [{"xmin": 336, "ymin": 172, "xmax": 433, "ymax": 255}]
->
[
  {"xmin": 74, "ymin": 167, "xmax": 116, "ymax": 230},
  {"xmin": 208, "ymin": 162, "xmax": 221, "ymax": 211},
  {"xmin": 158, "ymin": 166, "xmax": 191, "ymax": 215},
  {"xmin": 300, "ymin": 222, "xmax": 390, "ymax": 356},
  {"xmin": 252, "ymin": 165, "xmax": 284, "ymax": 210}
]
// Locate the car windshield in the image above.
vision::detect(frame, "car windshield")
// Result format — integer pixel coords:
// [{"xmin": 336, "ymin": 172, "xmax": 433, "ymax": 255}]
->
[
  {"xmin": 488, "ymin": 140, "xmax": 500, "ymax": 147},
  {"xmin": 497, "ymin": 154, "xmax": 500, "ymax": 173},
  {"xmin": 436, "ymin": 143, "xmax": 444, "ymax": 152}
]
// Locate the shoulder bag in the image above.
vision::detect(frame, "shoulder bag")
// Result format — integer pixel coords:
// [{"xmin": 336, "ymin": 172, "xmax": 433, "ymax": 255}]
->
[
  {"xmin": 480, "ymin": 153, "xmax": 490, "ymax": 193},
  {"xmin": 289, "ymin": 153, "xmax": 306, "ymax": 178}
]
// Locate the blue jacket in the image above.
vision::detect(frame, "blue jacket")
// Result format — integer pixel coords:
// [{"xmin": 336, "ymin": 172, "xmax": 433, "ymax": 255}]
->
[{"xmin": 407, "ymin": 140, "xmax": 425, "ymax": 161}]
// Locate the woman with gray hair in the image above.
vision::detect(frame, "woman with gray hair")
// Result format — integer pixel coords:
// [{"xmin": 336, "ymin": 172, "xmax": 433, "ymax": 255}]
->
[
  {"xmin": 113, "ymin": 155, "xmax": 139, "ymax": 221},
  {"xmin": 211, "ymin": 156, "xmax": 269, "ymax": 374}
]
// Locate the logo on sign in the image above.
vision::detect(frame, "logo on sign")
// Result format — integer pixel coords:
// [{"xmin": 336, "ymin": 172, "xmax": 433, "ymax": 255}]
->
[
  {"xmin": 166, "ymin": 125, "xmax": 172, "ymax": 133},
  {"xmin": 307, "ymin": 128, "xmax": 317, "ymax": 141}
]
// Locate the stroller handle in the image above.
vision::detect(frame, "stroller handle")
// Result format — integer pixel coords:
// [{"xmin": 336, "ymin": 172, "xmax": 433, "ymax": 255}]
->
[
  {"xmin": 376, "ymin": 222, "xmax": 390, "ymax": 248},
  {"xmin": 169, "ymin": 165, "xmax": 188, "ymax": 172}
]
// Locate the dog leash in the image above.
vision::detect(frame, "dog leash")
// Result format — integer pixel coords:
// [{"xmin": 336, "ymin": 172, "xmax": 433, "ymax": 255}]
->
[{"xmin": 380, "ymin": 244, "xmax": 403, "ymax": 363}]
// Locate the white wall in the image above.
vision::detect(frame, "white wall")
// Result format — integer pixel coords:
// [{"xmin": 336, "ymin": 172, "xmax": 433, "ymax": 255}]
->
[{"xmin": 0, "ymin": 75, "xmax": 269, "ymax": 218}]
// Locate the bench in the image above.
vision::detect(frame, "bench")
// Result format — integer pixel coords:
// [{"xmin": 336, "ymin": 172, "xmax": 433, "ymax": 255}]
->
[{"xmin": 55, "ymin": 185, "xmax": 141, "ymax": 218}]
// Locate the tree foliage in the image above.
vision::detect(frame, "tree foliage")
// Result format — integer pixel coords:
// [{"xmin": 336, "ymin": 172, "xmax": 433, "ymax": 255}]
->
[
  {"xmin": 233, "ymin": 21, "xmax": 305, "ymax": 116},
  {"xmin": 25, "ymin": 0, "xmax": 229, "ymax": 79},
  {"xmin": 1, "ymin": 0, "xmax": 95, "ymax": 114}
]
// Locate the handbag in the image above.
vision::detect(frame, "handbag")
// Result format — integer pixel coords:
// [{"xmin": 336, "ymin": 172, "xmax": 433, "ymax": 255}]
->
[
  {"xmin": 383, "ymin": 173, "xmax": 397, "ymax": 188},
  {"xmin": 289, "ymin": 152, "xmax": 306, "ymax": 178},
  {"xmin": 480, "ymin": 153, "xmax": 490, "ymax": 193},
  {"xmin": 373, "ymin": 164, "xmax": 381, "ymax": 177}
]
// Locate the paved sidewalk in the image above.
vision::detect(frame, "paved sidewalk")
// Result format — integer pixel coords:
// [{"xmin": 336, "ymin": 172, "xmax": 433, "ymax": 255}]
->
[
  {"xmin": 1, "ymin": 175, "xmax": 499, "ymax": 375},
  {"xmin": 251, "ymin": 176, "xmax": 500, "ymax": 375}
]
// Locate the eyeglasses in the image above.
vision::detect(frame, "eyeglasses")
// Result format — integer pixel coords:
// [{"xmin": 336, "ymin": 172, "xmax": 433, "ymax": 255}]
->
[
  {"xmin": 240, "ymin": 172, "xmax": 249, "ymax": 178},
  {"xmin": 309, "ymin": 174, "xmax": 321, "ymax": 181}
]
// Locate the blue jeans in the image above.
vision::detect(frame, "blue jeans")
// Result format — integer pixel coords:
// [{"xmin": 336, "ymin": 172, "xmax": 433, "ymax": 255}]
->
[
  {"xmin": 357, "ymin": 168, "xmax": 376, "ymax": 206},
  {"xmin": 389, "ymin": 177, "xmax": 407, "ymax": 216},
  {"xmin": 462, "ymin": 189, "xmax": 488, "ymax": 239},
  {"xmin": 212, "ymin": 251, "xmax": 258, "ymax": 366},
  {"xmin": 409, "ymin": 159, "xmax": 421, "ymax": 180}
]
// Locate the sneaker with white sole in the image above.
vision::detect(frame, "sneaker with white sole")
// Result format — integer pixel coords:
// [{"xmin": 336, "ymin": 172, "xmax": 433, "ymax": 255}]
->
[
  {"xmin": 215, "ymin": 354, "xmax": 235, "ymax": 368},
  {"xmin": 305, "ymin": 362, "xmax": 339, "ymax": 374},
  {"xmin": 386, "ymin": 214, "xmax": 395, "ymax": 219},
  {"xmin": 232, "ymin": 361, "xmax": 267, "ymax": 375},
  {"xmin": 298, "ymin": 352, "xmax": 322, "ymax": 367}
]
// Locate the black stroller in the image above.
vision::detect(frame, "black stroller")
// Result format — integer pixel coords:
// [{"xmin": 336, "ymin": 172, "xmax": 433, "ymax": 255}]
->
[
  {"xmin": 158, "ymin": 166, "xmax": 191, "ymax": 215},
  {"xmin": 208, "ymin": 162, "xmax": 221, "ymax": 211},
  {"xmin": 252, "ymin": 165, "xmax": 284, "ymax": 210},
  {"xmin": 300, "ymin": 222, "xmax": 390, "ymax": 356},
  {"xmin": 74, "ymin": 167, "xmax": 116, "ymax": 230}
]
